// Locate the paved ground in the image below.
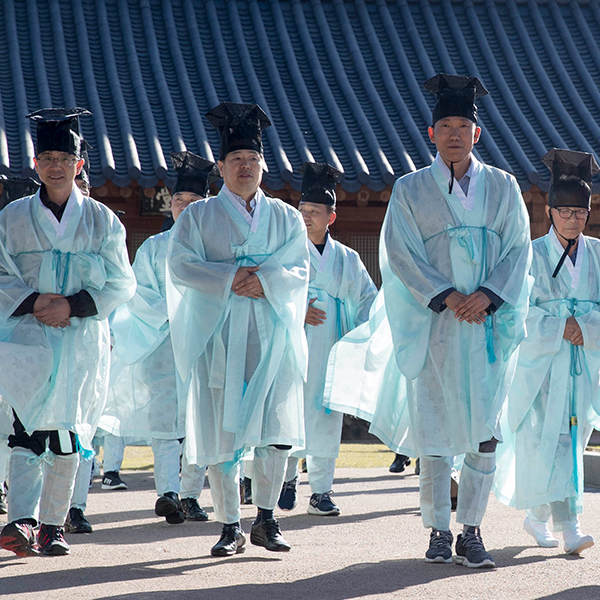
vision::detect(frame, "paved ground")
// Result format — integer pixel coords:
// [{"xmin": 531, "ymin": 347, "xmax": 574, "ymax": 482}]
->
[{"xmin": 2, "ymin": 467, "xmax": 600, "ymax": 600}]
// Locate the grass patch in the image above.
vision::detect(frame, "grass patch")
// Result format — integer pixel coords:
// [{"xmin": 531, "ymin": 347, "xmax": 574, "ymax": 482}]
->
[{"xmin": 100, "ymin": 442, "xmax": 405, "ymax": 471}]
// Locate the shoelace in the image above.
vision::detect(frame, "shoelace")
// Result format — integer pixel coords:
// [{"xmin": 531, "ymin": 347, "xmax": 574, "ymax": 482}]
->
[
  {"xmin": 461, "ymin": 528, "xmax": 486, "ymax": 551},
  {"xmin": 430, "ymin": 530, "xmax": 453, "ymax": 547},
  {"xmin": 263, "ymin": 519, "xmax": 282, "ymax": 536}
]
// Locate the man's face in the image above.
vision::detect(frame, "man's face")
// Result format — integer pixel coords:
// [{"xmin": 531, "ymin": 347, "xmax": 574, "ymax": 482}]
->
[
  {"xmin": 545, "ymin": 205, "xmax": 588, "ymax": 240},
  {"xmin": 171, "ymin": 191, "xmax": 201, "ymax": 221},
  {"xmin": 34, "ymin": 151, "xmax": 83, "ymax": 191},
  {"xmin": 298, "ymin": 201, "xmax": 336, "ymax": 239},
  {"xmin": 428, "ymin": 117, "xmax": 481, "ymax": 165},
  {"xmin": 218, "ymin": 149, "xmax": 263, "ymax": 197}
]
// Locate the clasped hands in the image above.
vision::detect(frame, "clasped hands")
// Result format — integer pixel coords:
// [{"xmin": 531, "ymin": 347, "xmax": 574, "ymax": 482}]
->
[
  {"xmin": 564, "ymin": 316, "xmax": 584, "ymax": 346},
  {"xmin": 33, "ymin": 293, "xmax": 71, "ymax": 328},
  {"xmin": 444, "ymin": 290, "xmax": 491, "ymax": 324},
  {"xmin": 231, "ymin": 266, "xmax": 265, "ymax": 299}
]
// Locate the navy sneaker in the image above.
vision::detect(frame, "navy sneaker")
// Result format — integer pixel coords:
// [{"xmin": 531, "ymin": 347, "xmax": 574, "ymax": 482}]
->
[
  {"xmin": 307, "ymin": 492, "xmax": 340, "ymax": 516},
  {"xmin": 38, "ymin": 524, "xmax": 70, "ymax": 556},
  {"xmin": 101, "ymin": 471, "xmax": 128, "ymax": 490},
  {"xmin": 278, "ymin": 476, "xmax": 298, "ymax": 510},
  {"xmin": 425, "ymin": 529, "xmax": 453, "ymax": 563},
  {"xmin": 454, "ymin": 527, "xmax": 496, "ymax": 568}
]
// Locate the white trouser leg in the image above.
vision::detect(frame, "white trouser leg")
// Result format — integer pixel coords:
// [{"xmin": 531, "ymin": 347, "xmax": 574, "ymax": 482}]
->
[
  {"xmin": 527, "ymin": 504, "xmax": 552, "ymax": 524},
  {"xmin": 207, "ymin": 462, "xmax": 241, "ymax": 524},
  {"xmin": 7, "ymin": 447, "xmax": 43, "ymax": 524},
  {"xmin": 102, "ymin": 434, "xmax": 126, "ymax": 472},
  {"xmin": 242, "ymin": 457, "xmax": 253, "ymax": 480},
  {"xmin": 180, "ymin": 443, "xmax": 206, "ymax": 499},
  {"xmin": 307, "ymin": 455, "xmax": 336, "ymax": 494},
  {"xmin": 456, "ymin": 451, "xmax": 496, "ymax": 527},
  {"xmin": 152, "ymin": 439, "xmax": 181, "ymax": 496},
  {"xmin": 419, "ymin": 456, "xmax": 453, "ymax": 530},
  {"xmin": 70, "ymin": 456, "xmax": 93, "ymax": 510},
  {"xmin": 252, "ymin": 446, "xmax": 289, "ymax": 510},
  {"xmin": 0, "ymin": 436, "xmax": 10, "ymax": 483},
  {"xmin": 285, "ymin": 456, "xmax": 299, "ymax": 483},
  {"xmin": 39, "ymin": 452, "xmax": 79, "ymax": 526},
  {"xmin": 550, "ymin": 499, "xmax": 579, "ymax": 533}
]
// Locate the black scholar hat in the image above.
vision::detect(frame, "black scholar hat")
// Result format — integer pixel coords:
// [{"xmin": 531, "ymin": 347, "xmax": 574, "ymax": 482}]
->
[
  {"xmin": 0, "ymin": 176, "xmax": 41, "ymax": 210},
  {"xmin": 299, "ymin": 162, "xmax": 342, "ymax": 207},
  {"xmin": 27, "ymin": 107, "xmax": 91, "ymax": 158},
  {"xmin": 170, "ymin": 151, "xmax": 220, "ymax": 197},
  {"xmin": 205, "ymin": 102, "xmax": 271, "ymax": 160},
  {"xmin": 424, "ymin": 74, "xmax": 488, "ymax": 126}
]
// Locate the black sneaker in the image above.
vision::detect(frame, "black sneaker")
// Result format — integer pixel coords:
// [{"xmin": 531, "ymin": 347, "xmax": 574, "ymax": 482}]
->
[
  {"xmin": 425, "ymin": 529, "xmax": 453, "ymax": 563},
  {"xmin": 181, "ymin": 498, "xmax": 209, "ymax": 522},
  {"xmin": 251, "ymin": 519, "xmax": 291, "ymax": 552},
  {"xmin": 155, "ymin": 491, "xmax": 185, "ymax": 524},
  {"xmin": 307, "ymin": 492, "xmax": 340, "ymax": 516},
  {"xmin": 389, "ymin": 454, "xmax": 411, "ymax": 473},
  {"xmin": 65, "ymin": 507, "xmax": 93, "ymax": 534},
  {"xmin": 0, "ymin": 521, "xmax": 40, "ymax": 557},
  {"xmin": 211, "ymin": 524, "xmax": 246, "ymax": 557},
  {"xmin": 277, "ymin": 476, "xmax": 298, "ymax": 511},
  {"xmin": 38, "ymin": 524, "xmax": 70, "ymax": 556},
  {"xmin": 454, "ymin": 527, "xmax": 496, "ymax": 568},
  {"xmin": 0, "ymin": 481, "xmax": 7, "ymax": 515},
  {"xmin": 101, "ymin": 471, "xmax": 128, "ymax": 490}
]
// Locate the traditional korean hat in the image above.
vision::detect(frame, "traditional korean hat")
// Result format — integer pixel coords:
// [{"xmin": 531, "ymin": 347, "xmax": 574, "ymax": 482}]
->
[
  {"xmin": 170, "ymin": 151, "xmax": 219, "ymax": 198},
  {"xmin": 424, "ymin": 74, "xmax": 488, "ymax": 194},
  {"xmin": 27, "ymin": 107, "xmax": 91, "ymax": 158},
  {"xmin": 0, "ymin": 175, "xmax": 40, "ymax": 210},
  {"xmin": 541, "ymin": 148, "xmax": 600, "ymax": 277},
  {"xmin": 205, "ymin": 102, "xmax": 271, "ymax": 160},
  {"xmin": 424, "ymin": 74, "xmax": 488, "ymax": 126},
  {"xmin": 299, "ymin": 162, "xmax": 342, "ymax": 208},
  {"xmin": 542, "ymin": 148, "xmax": 599, "ymax": 209}
]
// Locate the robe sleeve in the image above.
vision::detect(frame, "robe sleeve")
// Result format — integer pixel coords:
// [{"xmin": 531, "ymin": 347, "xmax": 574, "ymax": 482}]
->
[
  {"xmin": 506, "ymin": 302, "xmax": 565, "ymax": 432},
  {"xmin": 252, "ymin": 207, "xmax": 310, "ymax": 375},
  {"xmin": 341, "ymin": 249, "xmax": 377, "ymax": 330},
  {"xmin": 111, "ymin": 235, "xmax": 169, "ymax": 365},
  {"xmin": 166, "ymin": 204, "xmax": 239, "ymax": 380},
  {"xmin": 84, "ymin": 211, "xmax": 136, "ymax": 320},
  {"xmin": 576, "ymin": 309, "xmax": 600, "ymax": 352}
]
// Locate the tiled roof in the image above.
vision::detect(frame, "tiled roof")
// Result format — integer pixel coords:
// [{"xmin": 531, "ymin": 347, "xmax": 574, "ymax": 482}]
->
[{"xmin": 0, "ymin": 0, "xmax": 599, "ymax": 193}]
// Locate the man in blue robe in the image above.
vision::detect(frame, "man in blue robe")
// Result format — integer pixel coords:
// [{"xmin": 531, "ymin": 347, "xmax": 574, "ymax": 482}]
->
[
  {"xmin": 102, "ymin": 152, "xmax": 219, "ymax": 525},
  {"xmin": 494, "ymin": 149, "xmax": 600, "ymax": 555},
  {"xmin": 0, "ymin": 109, "xmax": 135, "ymax": 557},
  {"xmin": 167, "ymin": 103, "xmax": 309, "ymax": 557},
  {"xmin": 278, "ymin": 162, "xmax": 376, "ymax": 516}
]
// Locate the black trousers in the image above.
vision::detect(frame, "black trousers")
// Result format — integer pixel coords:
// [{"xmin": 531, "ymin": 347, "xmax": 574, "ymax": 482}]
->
[{"xmin": 8, "ymin": 411, "xmax": 77, "ymax": 456}]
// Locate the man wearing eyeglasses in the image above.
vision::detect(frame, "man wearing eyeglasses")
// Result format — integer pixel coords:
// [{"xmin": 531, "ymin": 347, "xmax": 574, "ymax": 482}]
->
[
  {"xmin": 0, "ymin": 108, "xmax": 135, "ymax": 557},
  {"xmin": 494, "ymin": 149, "xmax": 600, "ymax": 556}
]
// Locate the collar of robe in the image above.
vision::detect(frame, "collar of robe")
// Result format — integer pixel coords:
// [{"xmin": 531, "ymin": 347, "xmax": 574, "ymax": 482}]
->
[{"xmin": 551, "ymin": 225, "xmax": 578, "ymax": 278}]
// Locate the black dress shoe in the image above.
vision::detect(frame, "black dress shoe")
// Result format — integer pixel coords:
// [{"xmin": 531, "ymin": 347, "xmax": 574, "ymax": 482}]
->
[
  {"xmin": 155, "ymin": 492, "xmax": 185, "ymax": 524},
  {"xmin": 210, "ymin": 524, "xmax": 246, "ymax": 556},
  {"xmin": 250, "ymin": 519, "xmax": 291, "ymax": 552},
  {"xmin": 65, "ymin": 507, "xmax": 93, "ymax": 533},
  {"xmin": 389, "ymin": 454, "xmax": 411, "ymax": 473},
  {"xmin": 181, "ymin": 498, "xmax": 209, "ymax": 522}
]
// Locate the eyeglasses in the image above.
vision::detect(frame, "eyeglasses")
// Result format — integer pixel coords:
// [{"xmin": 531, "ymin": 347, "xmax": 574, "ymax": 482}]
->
[
  {"xmin": 553, "ymin": 207, "xmax": 589, "ymax": 221},
  {"xmin": 36, "ymin": 156, "xmax": 79, "ymax": 167}
]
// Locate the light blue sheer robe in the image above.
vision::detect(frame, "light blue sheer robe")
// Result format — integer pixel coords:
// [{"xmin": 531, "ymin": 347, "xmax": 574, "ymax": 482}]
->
[
  {"xmin": 166, "ymin": 188, "xmax": 309, "ymax": 465},
  {"xmin": 293, "ymin": 235, "xmax": 376, "ymax": 459},
  {"xmin": 325, "ymin": 156, "xmax": 532, "ymax": 457},
  {"xmin": 494, "ymin": 231, "xmax": 600, "ymax": 511},
  {"xmin": 0, "ymin": 188, "xmax": 135, "ymax": 449},
  {"xmin": 100, "ymin": 230, "xmax": 186, "ymax": 440}
]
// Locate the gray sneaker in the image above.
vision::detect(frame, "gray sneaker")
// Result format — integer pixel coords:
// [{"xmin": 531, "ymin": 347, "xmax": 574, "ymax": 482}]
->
[
  {"xmin": 454, "ymin": 527, "xmax": 496, "ymax": 568},
  {"xmin": 425, "ymin": 529, "xmax": 453, "ymax": 563}
]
